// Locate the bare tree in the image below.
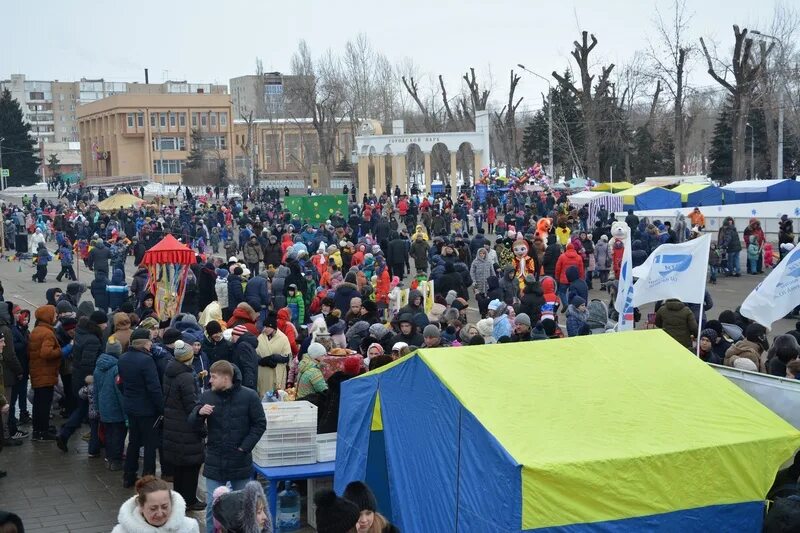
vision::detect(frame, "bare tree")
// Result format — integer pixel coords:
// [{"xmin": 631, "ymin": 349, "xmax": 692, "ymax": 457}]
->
[
  {"xmin": 553, "ymin": 31, "xmax": 615, "ymax": 179},
  {"xmin": 493, "ymin": 70, "xmax": 523, "ymax": 177},
  {"xmin": 649, "ymin": 0, "xmax": 695, "ymax": 175},
  {"xmin": 700, "ymin": 26, "xmax": 773, "ymax": 180}
]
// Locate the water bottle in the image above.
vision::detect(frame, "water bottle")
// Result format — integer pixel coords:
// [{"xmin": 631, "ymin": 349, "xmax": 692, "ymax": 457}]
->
[{"xmin": 276, "ymin": 481, "xmax": 301, "ymax": 532}]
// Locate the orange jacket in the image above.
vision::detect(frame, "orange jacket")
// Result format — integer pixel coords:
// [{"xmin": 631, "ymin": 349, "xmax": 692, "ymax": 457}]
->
[
  {"xmin": 375, "ymin": 269, "xmax": 390, "ymax": 304},
  {"xmin": 29, "ymin": 306, "xmax": 63, "ymax": 388}
]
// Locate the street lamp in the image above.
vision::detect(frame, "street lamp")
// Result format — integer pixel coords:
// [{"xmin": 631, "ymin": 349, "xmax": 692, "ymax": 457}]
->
[
  {"xmin": 0, "ymin": 137, "xmax": 5, "ymax": 190},
  {"xmin": 517, "ymin": 64, "xmax": 554, "ymax": 178},
  {"xmin": 745, "ymin": 122, "xmax": 754, "ymax": 179},
  {"xmin": 751, "ymin": 30, "xmax": 784, "ymax": 179}
]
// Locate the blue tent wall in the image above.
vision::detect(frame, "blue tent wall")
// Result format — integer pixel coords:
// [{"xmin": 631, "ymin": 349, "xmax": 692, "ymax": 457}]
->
[
  {"xmin": 768, "ymin": 180, "xmax": 800, "ymax": 201},
  {"xmin": 624, "ymin": 188, "xmax": 681, "ymax": 210},
  {"xmin": 685, "ymin": 186, "xmax": 723, "ymax": 207},
  {"xmin": 722, "ymin": 188, "xmax": 737, "ymax": 204}
]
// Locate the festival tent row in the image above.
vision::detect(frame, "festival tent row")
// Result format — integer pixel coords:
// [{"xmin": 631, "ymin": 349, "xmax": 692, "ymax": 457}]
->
[
  {"xmin": 592, "ymin": 181, "xmax": 633, "ymax": 192},
  {"xmin": 722, "ymin": 178, "xmax": 800, "ymax": 204},
  {"xmin": 671, "ymin": 183, "xmax": 729, "ymax": 207},
  {"xmin": 335, "ymin": 330, "xmax": 800, "ymax": 532},
  {"xmin": 620, "ymin": 185, "xmax": 682, "ymax": 211}
]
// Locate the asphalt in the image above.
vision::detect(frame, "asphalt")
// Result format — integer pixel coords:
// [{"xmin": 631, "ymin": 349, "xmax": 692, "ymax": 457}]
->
[{"xmin": 0, "ymin": 235, "xmax": 795, "ymax": 531}]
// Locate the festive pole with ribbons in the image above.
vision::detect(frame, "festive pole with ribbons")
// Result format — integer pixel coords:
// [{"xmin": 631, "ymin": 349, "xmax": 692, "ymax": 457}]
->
[{"xmin": 140, "ymin": 234, "xmax": 195, "ymax": 322}]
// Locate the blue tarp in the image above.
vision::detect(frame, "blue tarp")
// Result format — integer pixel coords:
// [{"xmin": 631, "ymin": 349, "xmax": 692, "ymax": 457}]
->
[
  {"xmin": 623, "ymin": 188, "xmax": 682, "ymax": 210},
  {"xmin": 722, "ymin": 179, "xmax": 800, "ymax": 204},
  {"xmin": 684, "ymin": 186, "xmax": 724, "ymax": 207}
]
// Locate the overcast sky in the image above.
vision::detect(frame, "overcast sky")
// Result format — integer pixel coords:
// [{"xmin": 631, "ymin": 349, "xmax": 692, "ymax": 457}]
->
[{"xmin": 1, "ymin": 0, "xmax": 783, "ymax": 115}]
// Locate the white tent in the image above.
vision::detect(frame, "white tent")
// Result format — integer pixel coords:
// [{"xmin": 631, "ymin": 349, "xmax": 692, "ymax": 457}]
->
[{"xmin": 568, "ymin": 190, "xmax": 610, "ymax": 206}]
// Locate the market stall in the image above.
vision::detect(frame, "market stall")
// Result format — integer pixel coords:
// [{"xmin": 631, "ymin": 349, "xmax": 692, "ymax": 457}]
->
[
  {"xmin": 592, "ymin": 181, "xmax": 633, "ymax": 192},
  {"xmin": 335, "ymin": 330, "xmax": 800, "ymax": 532},
  {"xmin": 672, "ymin": 183, "xmax": 725, "ymax": 207},
  {"xmin": 140, "ymin": 234, "xmax": 195, "ymax": 321},
  {"xmin": 722, "ymin": 178, "xmax": 800, "ymax": 204},
  {"xmin": 620, "ymin": 185, "xmax": 682, "ymax": 211}
]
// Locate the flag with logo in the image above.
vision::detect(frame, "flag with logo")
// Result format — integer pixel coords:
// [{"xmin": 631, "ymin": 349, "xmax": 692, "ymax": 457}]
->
[
  {"xmin": 614, "ymin": 230, "xmax": 635, "ymax": 331},
  {"xmin": 740, "ymin": 245, "xmax": 800, "ymax": 330},
  {"xmin": 631, "ymin": 234, "xmax": 711, "ymax": 307}
]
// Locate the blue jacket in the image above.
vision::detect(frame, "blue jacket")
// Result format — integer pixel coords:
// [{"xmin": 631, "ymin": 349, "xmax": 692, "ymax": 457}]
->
[
  {"xmin": 117, "ymin": 347, "xmax": 164, "ymax": 417},
  {"xmin": 227, "ymin": 274, "xmax": 245, "ymax": 310},
  {"xmin": 565, "ymin": 266, "xmax": 589, "ymax": 307},
  {"xmin": 60, "ymin": 246, "xmax": 73, "ymax": 266},
  {"xmin": 243, "ymin": 274, "xmax": 270, "ymax": 312},
  {"xmin": 106, "ymin": 268, "xmax": 129, "ymax": 312},
  {"xmin": 94, "ymin": 352, "xmax": 125, "ymax": 423},
  {"xmin": 91, "ymin": 273, "xmax": 110, "ymax": 312}
]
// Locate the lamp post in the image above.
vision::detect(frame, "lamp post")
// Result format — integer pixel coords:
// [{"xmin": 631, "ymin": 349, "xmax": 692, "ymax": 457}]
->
[
  {"xmin": 751, "ymin": 30, "xmax": 784, "ymax": 179},
  {"xmin": 518, "ymin": 64, "xmax": 554, "ymax": 178},
  {"xmin": 0, "ymin": 137, "xmax": 5, "ymax": 190},
  {"xmin": 745, "ymin": 122, "xmax": 754, "ymax": 179}
]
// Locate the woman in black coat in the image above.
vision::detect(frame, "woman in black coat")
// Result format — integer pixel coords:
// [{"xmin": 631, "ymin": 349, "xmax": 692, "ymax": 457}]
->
[{"xmin": 162, "ymin": 343, "xmax": 205, "ymax": 510}]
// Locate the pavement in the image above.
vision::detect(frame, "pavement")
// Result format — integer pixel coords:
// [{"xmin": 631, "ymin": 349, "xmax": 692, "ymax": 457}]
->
[{"xmin": 0, "ymin": 242, "xmax": 795, "ymax": 531}]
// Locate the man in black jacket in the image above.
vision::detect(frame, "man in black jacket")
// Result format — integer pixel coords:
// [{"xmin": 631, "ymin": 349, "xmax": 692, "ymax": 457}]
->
[
  {"xmin": 118, "ymin": 328, "xmax": 164, "ymax": 487},
  {"xmin": 386, "ymin": 232, "xmax": 408, "ymax": 280},
  {"xmin": 190, "ymin": 360, "xmax": 266, "ymax": 531},
  {"xmin": 57, "ymin": 311, "xmax": 107, "ymax": 453},
  {"xmin": 201, "ymin": 321, "xmax": 233, "ymax": 364}
]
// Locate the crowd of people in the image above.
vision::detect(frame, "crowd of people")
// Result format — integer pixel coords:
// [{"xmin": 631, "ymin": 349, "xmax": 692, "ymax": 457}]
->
[{"xmin": 0, "ymin": 182, "xmax": 799, "ymax": 532}]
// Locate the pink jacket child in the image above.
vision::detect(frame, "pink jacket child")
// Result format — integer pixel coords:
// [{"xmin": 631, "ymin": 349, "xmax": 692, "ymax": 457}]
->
[{"xmin": 763, "ymin": 242, "xmax": 775, "ymax": 268}]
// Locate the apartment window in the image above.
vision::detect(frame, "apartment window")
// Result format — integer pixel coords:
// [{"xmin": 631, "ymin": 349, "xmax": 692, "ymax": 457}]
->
[
  {"xmin": 210, "ymin": 113, "xmax": 217, "ymax": 127},
  {"xmin": 191, "ymin": 112, "xmax": 198, "ymax": 127},
  {"xmin": 62, "ymin": 127, "xmax": 68, "ymax": 133},
  {"xmin": 220, "ymin": 112, "xmax": 227, "ymax": 126},
  {"xmin": 159, "ymin": 113, "xmax": 167, "ymax": 128},
  {"xmin": 150, "ymin": 114, "xmax": 156, "ymax": 127},
  {"xmin": 137, "ymin": 113, "xmax": 144, "ymax": 127},
  {"xmin": 153, "ymin": 159, "xmax": 183, "ymax": 175},
  {"xmin": 179, "ymin": 113, "xmax": 186, "ymax": 127},
  {"xmin": 59, "ymin": 94, "xmax": 64, "ymax": 101},
  {"xmin": 70, "ymin": 104, "xmax": 75, "ymax": 111},
  {"xmin": 152, "ymin": 136, "xmax": 186, "ymax": 151},
  {"xmin": 284, "ymin": 133, "xmax": 300, "ymax": 166},
  {"xmin": 169, "ymin": 113, "xmax": 176, "ymax": 127},
  {"xmin": 200, "ymin": 114, "xmax": 207, "ymax": 127},
  {"xmin": 30, "ymin": 91, "xmax": 44, "ymax": 100},
  {"xmin": 127, "ymin": 113, "xmax": 135, "ymax": 128}
]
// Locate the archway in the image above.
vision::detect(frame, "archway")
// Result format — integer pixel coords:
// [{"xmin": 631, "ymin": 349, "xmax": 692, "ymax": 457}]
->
[
  {"xmin": 406, "ymin": 144, "xmax": 423, "ymax": 193},
  {"xmin": 457, "ymin": 142, "xmax": 475, "ymax": 189},
  {"xmin": 367, "ymin": 146, "xmax": 377, "ymax": 194}
]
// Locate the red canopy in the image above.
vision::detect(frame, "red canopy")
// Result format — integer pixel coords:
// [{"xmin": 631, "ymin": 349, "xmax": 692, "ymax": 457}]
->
[{"xmin": 140, "ymin": 234, "xmax": 195, "ymax": 265}]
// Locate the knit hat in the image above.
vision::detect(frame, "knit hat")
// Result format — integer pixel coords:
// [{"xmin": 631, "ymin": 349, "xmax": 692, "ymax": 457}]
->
[
  {"xmin": 89, "ymin": 310, "xmax": 108, "ymax": 325},
  {"xmin": 476, "ymin": 318, "xmax": 494, "ymax": 337},
  {"xmin": 423, "ymin": 324, "xmax": 441, "ymax": 339},
  {"xmin": 162, "ymin": 328, "xmax": 182, "ymax": 345},
  {"xmin": 445, "ymin": 290, "xmax": 458, "ymax": 306},
  {"xmin": 733, "ymin": 357, "xmax": 758, "ymax": 371},
  {"xmin": 139, "ymin": 317, "xmax": 159, "ymax": 330},
  {"xmin": 368, "ymin": 323, "xmax": 388, "ymax": 340},
  {"xmin": 488, "ymin": 299, "xmax": 502, "ymax": 312},
  {"xmin": 343, "ymin": 355, "xmax": 362, "ymax": 376},
  {"xmin": 173, "ymin": 340, "xmax": 194, "ymax": 363},
  {"xmin": 205, "ymin": 320, "xmax": 223, "ymax": 336},
  {"xmin": 342, "ymin": 481, "xmax": 377, "ymax": 512},
  {"xmin": 130, "ymin": 328, "xmax": 151, "ymax": 342},
  {"xmin": 56, "ymin": 300, "xmax": 75, "ymax": 315},
  {"xmin": 61, "ymin": 317, "xmax": 78, "ymax": 331},
  {"xmin": 313, "ymin": 489, "xmax": 360, "ymax": 533},
  {"xmin": 571, "ymin": 295, "xmax": 586, "ymax": 307},
  {"xmin": 514, "ymin": 313, "xmax": 531, "ymax": 328},
  {"xmin": 264, "ymin": 312, "xmax": 278, "ymax": 329},
  {"xmin": 392, "ymin": 342, "xmax": 409, "ymax": 352},
  {"xmin": 105, "ymin": 336, "xmax": 122, "ymax": 356},
  {"xmin": 232, "ymin": 324, "xmax": 249, "ymax": 338},
  {"xmin": 307, "ymin": 342, "xmax": 327, "ymax": 360},
  {"xmin": 745, "ymin": 323, "xmax": 767, "ymax": 343},
  {"xmin": 699, "ymin": 328, "xmax": 718, "ymax": 343}
]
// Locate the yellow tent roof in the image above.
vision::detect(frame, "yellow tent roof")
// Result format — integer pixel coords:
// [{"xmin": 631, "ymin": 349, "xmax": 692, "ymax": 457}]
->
[
  {"xmin": 378, "ymin": 330, "xmax": 800, "ymax": 529},
  {"xmin": 672, "ymin": 182, "xmax": 711, "ymax": 202},
  {"xmin": 619, "ymin": 184, "xmax": 657, "ymax": 202},
  {"xmin": 592, "ymin": 181, "xmax": 633, "ymax": 192},
  {"xmin": 95, "ymin": 193, "xmax": 145, "ymax": 211}
]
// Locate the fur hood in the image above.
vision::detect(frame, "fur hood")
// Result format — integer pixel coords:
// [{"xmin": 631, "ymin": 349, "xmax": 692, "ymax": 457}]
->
[
  {"xmin": 111, "ymin": 491, "xmax": 198, "ymax": 533},
  {"xmin": 213, "ymin": 480, "xmax": 272, "ymax": 533}
]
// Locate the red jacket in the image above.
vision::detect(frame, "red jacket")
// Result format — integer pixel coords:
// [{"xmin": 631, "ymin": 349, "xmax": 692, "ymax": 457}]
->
[{"xmin": 555, "ymin": 244, "xmax": 585, "ymax": 284}]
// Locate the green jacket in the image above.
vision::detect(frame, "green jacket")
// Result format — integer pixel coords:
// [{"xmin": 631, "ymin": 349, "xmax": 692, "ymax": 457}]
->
[{"xmin": 296, "ymin": 357, "xmax": 328, "ymax": 400}]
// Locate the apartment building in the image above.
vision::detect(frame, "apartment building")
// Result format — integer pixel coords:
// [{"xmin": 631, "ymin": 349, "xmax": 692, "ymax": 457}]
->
[
  {"xmin": 230, "ymin": 72, "xmax": 310, "ymax": 120},
  {"xmin": 1, "ymin": 74, "xmax": 227, "ymax": 145},
  {"xmin": 78, "ymin": 93, "xmax": 234, "ymax": 185}
]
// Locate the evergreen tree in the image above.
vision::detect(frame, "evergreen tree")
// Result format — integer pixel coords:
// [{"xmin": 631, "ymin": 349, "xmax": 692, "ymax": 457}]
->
[
  {"xmin": 335, "ymin": 156, "xmax": 353, "ymax": 172},
  {"xmin": 0, "ymin": 88, "xmax": 40, "ymax": 186},
  {"xmin": 630, "ymin": 127, "xmax": 658, "ymax": 180},
  {"xmin": 521, "ymin": 109, "xmax": 549, "ymax": 166},
  {"xmin": 709, "ymin": 102, "xmax": 733, "ymax": 183},
  {"xmin": 217, "ymin": 158, "xmax": 228, "ymax": 186},
  {"xmin": 654, "ymin": 125, "xmax": 675, "ymax": 176},
  {"xmin": 186, "ymin": 128, "xmax": 205, "ymax": 169},
  {"xmin": 47, "ymin": 153, "xmax": 61, "ymax": 179}
]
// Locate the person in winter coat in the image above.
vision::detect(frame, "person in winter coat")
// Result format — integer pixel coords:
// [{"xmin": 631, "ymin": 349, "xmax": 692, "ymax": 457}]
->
[
  {"xmin": 386, "ymin": 232, "xmax": 408, "ymax": 280},
  {"xmin": 197, "ymin": 262, "xmax": 218, "ymax": 313},
  {"xmin": 498, "ymin": 265, "xmax": 518, "ymax": 304},
  {"xmin": 566, "ymin": 296, "xmax": 589, "ymax": 337},
  {"xmin": 724, "ymin": 323, "xmax": 769, "ymax": 372},
  {"xmin": 264, "ymin": 234, "xmax": 283, "ymax": 269},
  {"xmin": 162, "ymin": 341, "xmax": 205, "ymax": 511},
  {"xmin": 29, "ymin": 305, "xmax": 63, "ymax": 440},
  {"xmin": 586, "ymin": 300, "xmax": 613, "ymax": 334},
  {"xmin": 0, "ymin": 303, "xmax": 22, "ymax": 442},
  {"xmin": 58, "ymin": 311, "xmax": 107, "ymax": 452},
  {"xmin": 242, "ymin": 235, "xmax": 264, "ymax": 275},
  {"xmin": 33, "ymin": 241, "xmax": 51, "ymax": 282},
  {"xmin": 212, "ymin": 480, "xmax": 272, "ymax": 533},
  {"xmin": 111, "ymin": 311, "xmax": 133, "ymax": 351},
  {"xmin": 91, "ymin": 271, "xmax": 110, "ymax": 312},
  {"xmin": 655, "ymin": 299, "xmax": 698, "ymax": 349},
  {"xmin": 189, "ymin": 360, "xmax": 266, "ymax": 532},
  {"xmin": 130, "ymin": 266, "xmax": 149, "ymax": 305},
  {"xmin": 766, "ymin": 335, "xmax": 800, "ymax": 377},
  {"xmin": 244, "ymin": 272, "xmax": 271, "ymax": 319},
  {"xmin": 201, "ymin": 321, "xmax": 234, "ymax": 365},
  {"xmin": 180, "ymin": 269, "xmax": 200, "ymax": 318},
  {"xmin": 136, "ymin": 293, "xmax": 158, "ymax": 321},
  {"xmin": 565, "ymin": 266, "xmax": 588, "ymax": 309},
  {"xmin": 398, "ymin": 288, "xmax": 426, "ymax": 318},
  {"xmin": 11, "ymin": 308, "xmax": 31, "ymax": 427},
  {"xmin": 389, "ymin": 313, "xmax": 424, "ymax": 348},
  {"xmin": 517, "ymin": 280, "xmax": 546, "ymax": 324},
  {"xmin": 230, "ymin": 327, "xmax": 260, "ymax": 392},
  {"xmin": 542, "ymin": 235, "xmax": 561, "ymax": 278},
  {"xmin": 296, "ymin": 345, "xmax": 329, "ymax": 400},
  {"xmin": 470, "ymin": 247, "xmax": 494, "ymax": 298},
  {"xmin": 106, "ymin": 268, "xmax": 129, "ymax": 312},
  {"xmin": 94, "ymin": 337, "xmax": 127, "ymax": 470},
  {"xmin": 118, "ymin": 329, "xmax": 165, "ymax": 487},
  {"xmin": 555, "ymin": 243, "xmax": 584, "ymax": 310},
  {"xmin": 255, "ymin": 313, "xmax": 292, "ymax": 396},
  {"xmin": 719, "ymin": 217, "xmax": 742, "ymax": 276},
  {"xmin": 112, "ymin": 475, "xmax": 199, "ymax": 533},
  {"xmin": 594, "ymin": 235, "xmax": 611, "ymax": 290},
  {"xmin": 276, "ymin": 308, "xmax": 299, "ymax": 357},
  {"xmin": 226, "ymin": 267, "xmax": 246, "ymax": 316},
  {"xmin": 410, "ymin": 234, "xmax": 430, "ymax": 274},
  {"xmin": 285, "ymin": 284, "xmax": 306, "ymax": 328},
  {"xmin": 226, "ymin": 302, "xmax": 260, "ymax": 337}
]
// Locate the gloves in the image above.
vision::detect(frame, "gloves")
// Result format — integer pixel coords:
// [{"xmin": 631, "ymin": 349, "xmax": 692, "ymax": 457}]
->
[
  {"xmin": 270, "ymin": 353, "xmax": 290, "ymax": 365},
  {"xmin": 62, "ymin": 343, "xmax": 74, "ymax": 358},
  {"xmin": 258, "ymin": 357, "xmax": 277, "ymax": 368}
]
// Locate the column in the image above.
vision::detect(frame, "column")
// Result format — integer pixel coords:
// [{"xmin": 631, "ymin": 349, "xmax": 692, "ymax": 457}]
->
[
  {"xmin": 376, "ymin": 155, "xmax": 386, "ymax": 194},
  {"xmin": 474, "ymin": 151, "xmax": 483, "ymax": 182},
  {"xmin": 386, "ymin": 155, "xmax": 394, "ymax": 196},
  {"xmin": 424, "ymin": 152, "xmax": 432, "ymax": 194},
  {"xmin": 396, "ymin": 155, "xmax": 407, "ymax": 193},
  {"xmin": 450, "ymin": 151, "xmax": 458, "ymax": 200},
  {"xmin": 357, "ymin": 156, "xmax": 370, "ymax": 197}
]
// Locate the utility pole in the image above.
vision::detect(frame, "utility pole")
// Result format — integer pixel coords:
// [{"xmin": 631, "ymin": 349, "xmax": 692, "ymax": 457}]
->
[
  {"xmin": 518, "ymin": 64, "xmax": 554, "ymax": 178},
  {"xmin": 752, "ymin": 30, "xmax": 784, "ymax": 179},
  {"xmin": 0, "ymin": 137, "xmax": 5, "ymax": 190}
]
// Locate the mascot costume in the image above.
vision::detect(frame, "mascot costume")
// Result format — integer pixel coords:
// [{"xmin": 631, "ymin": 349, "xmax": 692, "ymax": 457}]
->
[
  {"xmin": 610, "ymin": 221, "xmax": 628, "ymax": 280},
  {"xmin": 535, "ymin": 217, "xmax": 552, "ymax": 242},
  {"xmin": 512, "ymin": 238, "xmax": 536, "ymax": 290}
]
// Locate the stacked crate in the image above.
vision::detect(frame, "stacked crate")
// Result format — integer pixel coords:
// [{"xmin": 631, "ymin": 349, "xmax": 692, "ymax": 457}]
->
[{"xmin": 253, "ymin": 401, "xmax": 318, "ymax": 467}]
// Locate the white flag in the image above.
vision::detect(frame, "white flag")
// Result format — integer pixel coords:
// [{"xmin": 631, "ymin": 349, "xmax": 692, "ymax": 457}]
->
[
  {"xmin": 740, "ymin": 245, "xmax": 800, "ymax": 330},
  {"xmin": 631, "ymin": 233, "xmax": 711, "ymax": 307},
  {"xmin": 614, "ymin": 230, "xmax": 635, "ymax": 331}
]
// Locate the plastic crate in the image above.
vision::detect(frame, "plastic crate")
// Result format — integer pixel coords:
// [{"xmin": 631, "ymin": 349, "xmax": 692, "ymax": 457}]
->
[
  {"xmin": 263, "ymin": 401, "xmax": 318, "ymax": 431},
  {"xmin": 306, "ymin": 477, "xmax": 334, "ymax": 529},
  {"xmin": 316, "ymin": 433, "xmax": 337, "ymax": 463},
  {"xmin": 253, "ymin": 444, "xmax": 317, "ymax": 467},
  {"xmin": 256, "ymin": 427, "xmax": 316, "ymax": 451}
]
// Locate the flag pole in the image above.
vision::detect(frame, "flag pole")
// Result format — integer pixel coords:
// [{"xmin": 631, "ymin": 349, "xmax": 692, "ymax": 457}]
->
[{"xmin": 695, "ymin": 299, "xmax": 704, "ymax": 357}]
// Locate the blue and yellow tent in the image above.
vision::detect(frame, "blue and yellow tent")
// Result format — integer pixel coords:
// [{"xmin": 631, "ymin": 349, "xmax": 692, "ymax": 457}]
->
[
  {"xmin": 620, "ymin": 185, "xmax": 682, "ymax": 211},
  {"xmin": 672, "ymin": 183, "xmax": 724, "ymax": 207},
  {"xmin": 335, "ymin": 330, "xmax": 800, "ymax": 532}
]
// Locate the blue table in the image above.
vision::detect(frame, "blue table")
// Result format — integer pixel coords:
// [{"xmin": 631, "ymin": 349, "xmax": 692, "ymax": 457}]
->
[{"xmin": 252, "ymin": 461, "xmax": 336, "ymax": 526}]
